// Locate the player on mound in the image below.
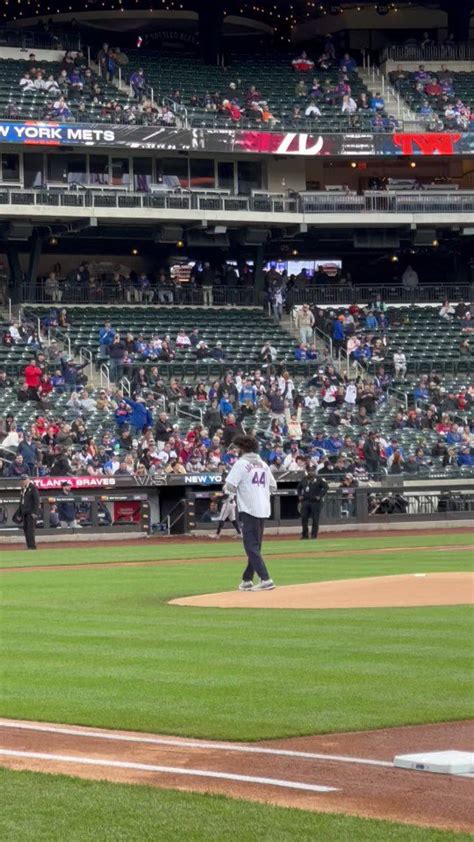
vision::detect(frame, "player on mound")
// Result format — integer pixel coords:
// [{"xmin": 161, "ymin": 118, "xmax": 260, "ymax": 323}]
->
[{"xmin": 224, "ymin": 434, "xmax": 277, "ymax": 591}]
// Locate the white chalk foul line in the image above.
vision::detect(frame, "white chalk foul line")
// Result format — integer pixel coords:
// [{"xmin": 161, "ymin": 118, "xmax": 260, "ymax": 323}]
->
[
  {"xmin": 0, "ymin": 721, "xmax": 393, "ymax": 768},
  {"xmin": 0, "ymin": 749, "xmax": 338, "ymax": 793}
]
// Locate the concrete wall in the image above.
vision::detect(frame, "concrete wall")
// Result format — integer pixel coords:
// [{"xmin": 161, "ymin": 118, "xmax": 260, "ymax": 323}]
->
[{"xmin": 267, "ymin": 157, "xmax": 306, "ymax": 193}]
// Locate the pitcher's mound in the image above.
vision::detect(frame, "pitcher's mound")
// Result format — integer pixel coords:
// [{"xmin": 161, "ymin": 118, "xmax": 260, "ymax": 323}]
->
[{"xmin": 170, "ymin": 572, "xmax": 473, "ymax": 610}]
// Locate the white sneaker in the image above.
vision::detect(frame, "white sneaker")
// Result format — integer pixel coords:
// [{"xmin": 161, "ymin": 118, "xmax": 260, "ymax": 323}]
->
[
  {"xmin": 208, "ymin": 533, "xmax": 220, "ymax": 539},
  {"xmin": 251, "ymin": 579, "xmax": 275, "ymax": 591},
  {"xmin": 233, "ymin": 533, "xmax": 242, "ymax": 539},
  {"xmin": 238, "ymin": 581, "xmax": 253, "ymax": 591}
]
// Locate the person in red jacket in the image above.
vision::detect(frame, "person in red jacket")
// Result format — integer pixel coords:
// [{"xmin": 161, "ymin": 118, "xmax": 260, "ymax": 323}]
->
[
  {"xmin": 23, "ymin": 361, "xmax": 42, "ymax": 401},
  {"xmin": 39, "ymin": 373, "xmax": 53, "ymax": 400}
]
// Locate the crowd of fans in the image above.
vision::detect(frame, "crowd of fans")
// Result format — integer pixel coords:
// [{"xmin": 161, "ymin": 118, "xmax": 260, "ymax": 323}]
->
[
  {"xmin": 390, "ymin": 64, "xmax": 474, "ymax": 132},
  {"xmin": 0, "ymin": 302, "xmax": 472, "ymax": 480},
  {"xmin": 35, "ymin": 261, "xmax": 255, "ymax": 306},
  {"xmin": 14, "ymin": 48, "xmax": 176, "ymax": 126}
]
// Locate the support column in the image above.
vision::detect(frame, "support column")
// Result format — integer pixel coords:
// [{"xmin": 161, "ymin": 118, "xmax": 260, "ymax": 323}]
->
[
  {"xmin": 6, "ymin": 243, "xmax": 23, "ymax": 304},
  {"xmin": 198, "ymin": 0, "xmax": 224, "ymax": 65},
  {"xmin": 26, "ymin": 229, "xmax": 42, "ymax": 301},
  {"xmin": 253, "ymin": 243, "xmax": 265, "ymax": 305}
]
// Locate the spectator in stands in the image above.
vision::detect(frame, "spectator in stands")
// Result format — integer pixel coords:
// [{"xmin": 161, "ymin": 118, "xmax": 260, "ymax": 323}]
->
[
  {"xmin": 295, "ymin": 304, "xmax": 314, "ymax": 344},
  {"xmin": 415, "ymin": 65, "xmax": 430, "ymax": 83},
  {"xmin": 24, "ymin": 361, "xmax": 43, "ymax": 402},
  {"xmin": 424, "ymin": 76, "xmax": 442, "ymax": 97},
  {"xmin": 339, "ymin": 53, "xmax": 357, "ymax": 73},
  {"xmin": 52, "ymin": 96, "xmax": 72, "ymax": 120},
  {"xmin": 357, "ymin": 92, "xmax": 370, "ymax": 110},
  {"xmin": 44, "ymin": 271, "xmax": 62, "ymax": 302},
  {"xmin": 305, "ymin": 99, "xmax": 322, "ymax": 119},
  {"xmin": 130, "ymin": 68, "xmax": 146, "ymax": 101},
  {"xmin": 19, "ymin": 72, "xmax": 36, "ymax": 93},
  {"xmin": 370, "ymin": 92, "xmax": 385, "ymax": 112},
  {"xmin": 332, "ymin": 315, "xmax": 345, "ymax": 355},
  {"xmin": 393, "ymin": 349, "xmax": 407, "ymax": 380},
  {"xmin": 211, "ymin": 341, "xmax": 225, "ymax": 362},
  {"xmin": 99, "ymin": 320, "xmax": 116, "ymax": 354},
  {"xmin": 439, "ymin": 299, "xmax": 455, "ymax": 320},
  {"xmin": 402, "ymin": 264, "xmax": 419, "ymax": 289},
  {"xmin": 292, "ymin": 52, "xmax": 314, "ymax": 73},
  {"xmin": 295, "ymin": 80, "xmax": 308, "ymax": 99},
  {"xmin": 341, "ymin": 95, "xmax": 357, "ymax": 115},
  {"xmin": 108, "ymin": 335, "xmax": 126, "ymax": 383},
  {"xmin": 390, "ymin": 65, "xmax": 408, "ymax": 84}
]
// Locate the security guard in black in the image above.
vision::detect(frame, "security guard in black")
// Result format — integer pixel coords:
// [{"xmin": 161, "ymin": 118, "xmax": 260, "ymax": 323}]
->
[{"xmin": 297, "ymin": 466, "xmax": 328, "ymax": 539}]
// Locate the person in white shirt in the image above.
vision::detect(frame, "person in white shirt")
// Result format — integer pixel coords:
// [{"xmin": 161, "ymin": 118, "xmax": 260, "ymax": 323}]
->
[
  {"xmin": 344, "ymin": 382, "xmax": 357, "ymax": 408},
  {"xmin": 304, "ymin": 387, "xmax": 319, "ymax": 410},
  {"xmin": 341, "ymin": 95, "xmax": 357, "ymax": 114},
  {"xmin": 224, "ymin": 434, "xmax": 277, "ymax": 591},
  {"xmin": 393, "ymin": 349, "xmax": 407, "ymax": 379},
  {"xmin": 439, "ymin": 300, "xmax": 455, "ymax": 320},
  {"xmin": 305, "ymin": 101, "xmax": 321, "ymax": 118},
  {"xmin": 210, "ymin": 492, "xmax": 241, "ymax": 539},
  {"xmin": 176, "ymin": 329, "xmax": 191, "ymax": 348},
  {"xmin": 19, "ymin": 73, "xmax": 36, "ymax": 93},
  {"xmin": 9, "ymin": 323, "xmax": 22, "ymax": 344}
]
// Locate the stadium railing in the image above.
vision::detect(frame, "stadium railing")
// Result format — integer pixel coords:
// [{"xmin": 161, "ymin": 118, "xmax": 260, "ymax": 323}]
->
[
  {"xmin": 20, "ymin": 283, "xmax": 472, "ymax": 307},
  {"xmin": 382, "ymin": 42, "xmax": 474, "ymax": 62},
  {"xmin": 0, "ymin": 27, "xmax": 81, "ymax": 51},
  {"xmin": 2, "ymin": 188, "xmax": 474, "ymax": 215}
]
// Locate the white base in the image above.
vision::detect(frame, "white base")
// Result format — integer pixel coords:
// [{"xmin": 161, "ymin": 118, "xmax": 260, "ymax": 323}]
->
[{"xmin": 394, "ymin": 750, "xmax": 474, "ymax": 775}]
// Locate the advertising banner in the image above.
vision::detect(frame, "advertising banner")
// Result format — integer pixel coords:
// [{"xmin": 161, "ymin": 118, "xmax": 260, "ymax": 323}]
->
[{"xmin": 0, "ymin": 122, "xmax": 472, "ymax": 156}]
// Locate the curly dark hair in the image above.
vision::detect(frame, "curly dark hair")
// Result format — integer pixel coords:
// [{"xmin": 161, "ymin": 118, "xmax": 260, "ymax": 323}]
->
[{"xmin": 232, "ymin": 434, "xmax": 259, "ymax": 454}]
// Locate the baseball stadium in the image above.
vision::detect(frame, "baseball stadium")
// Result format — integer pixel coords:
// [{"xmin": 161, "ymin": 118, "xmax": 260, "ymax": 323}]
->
[{"xmin": 0, "ymin": 1, "xmax": 473, "ymax": 839}]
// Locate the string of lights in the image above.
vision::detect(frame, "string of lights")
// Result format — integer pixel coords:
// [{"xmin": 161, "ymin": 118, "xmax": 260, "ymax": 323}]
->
[{"xmin": 0, "ymin": 0, "xmax": 426, "ymax": 24}]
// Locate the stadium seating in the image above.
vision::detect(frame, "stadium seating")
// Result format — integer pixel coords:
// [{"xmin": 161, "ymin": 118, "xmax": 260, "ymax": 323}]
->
[
  {"xmin": 391, "ymin": 68, "xmax": 474, "ymax": 127},
  {"xmin": 0, "ymin": 57, "xmax": 130, "ymax": 122},
  {"xmin": 29, "ymin": 306, "xmax": 297, "ymax": 369},
  {"xmin": 125, "ymin": 51, "xmax": 379, "ymax": 132},
  {"xmin": 1, "ymin": 305, "xmax": 471, "ymax": 479}
]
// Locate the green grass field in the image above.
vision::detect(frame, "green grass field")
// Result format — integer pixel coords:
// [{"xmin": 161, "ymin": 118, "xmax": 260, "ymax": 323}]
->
[
  {"xmin": 1, "ymin": 768, "xmax": 471, "ymax": 842},
  {"xmin": 1, "ymin": 532, "xmax": 473, "ymax": 840}
]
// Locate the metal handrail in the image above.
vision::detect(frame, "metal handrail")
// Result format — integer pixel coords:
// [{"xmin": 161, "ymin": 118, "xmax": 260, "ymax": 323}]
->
[
  {"xmin": 178, "ymin": 405, "xmax": 204, "ymax": 424},
  {"xmin": 382, "ymin": 42, "xmax": 474, "ymax": 62},
  {"xmin": 387, "ymin": 386, "xmax": 409, "ymax": 411},
  {"xmin": 120, "ymin": 375, "xmax": 131, "ymax": 396},
  {"xmin": 79, "ymin": 346, "xmax": 94, "ymax": 382},
  {"xmin": 2, "ymin": 187, "xmax": 474, "ymax": 215},
  {"xmin": 100, "ymin": 363, "xmax": 110, "ymax": 389}
]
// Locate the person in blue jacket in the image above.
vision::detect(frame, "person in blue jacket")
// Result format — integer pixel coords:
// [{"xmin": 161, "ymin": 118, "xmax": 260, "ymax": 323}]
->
[{"xmin": 124, "ymin": 397, "xmax": 153, "ymax": 436}]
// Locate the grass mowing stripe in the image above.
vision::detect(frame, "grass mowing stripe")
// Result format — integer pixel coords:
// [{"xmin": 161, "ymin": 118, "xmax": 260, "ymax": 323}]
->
[
  {"xmin": 0, "ymin": 531, "xmax": 472, "ymax": 568},
  {"xmin": 1, "ymin": 768, "xmax": 470, "ymax": 842},
  {"xmin": 1, "ymin": 544, "xmax": 472, "ymax": 740}
]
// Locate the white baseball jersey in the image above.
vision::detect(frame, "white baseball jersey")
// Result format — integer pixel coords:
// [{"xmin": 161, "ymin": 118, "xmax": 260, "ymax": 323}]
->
[{"xmin": 224, "ymin": 454, "xmax": 277, "ymax": 518}]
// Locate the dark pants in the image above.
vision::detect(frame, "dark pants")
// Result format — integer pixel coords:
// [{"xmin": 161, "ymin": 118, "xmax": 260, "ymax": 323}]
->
[
  {"xmin": 23, "ymin": 514, "xmax": 37, "ymax": 549},
  {"xmin": 240, "ymin": 512, "xmax": 270, "ymax": 582},
  {"xmin": 301, "ymin": 500, "xmax": 321, "ymax": 539}
]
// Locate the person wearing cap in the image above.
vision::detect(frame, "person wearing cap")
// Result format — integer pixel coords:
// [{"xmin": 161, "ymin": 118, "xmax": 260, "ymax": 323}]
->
[
  {"xmin": 57, "ymin": 481, "xmax": 79, "ymax": 528},
  {"xmin": 297, "ymin": 464, "xmax": 328, "ymax": 540},
  {"xmin": 17, "ymin": 474, "xmax": 40, "ymax": 549},
  {"xmin": 211, "ymin": 341, "xmax": 225, "ymax": 362}
]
